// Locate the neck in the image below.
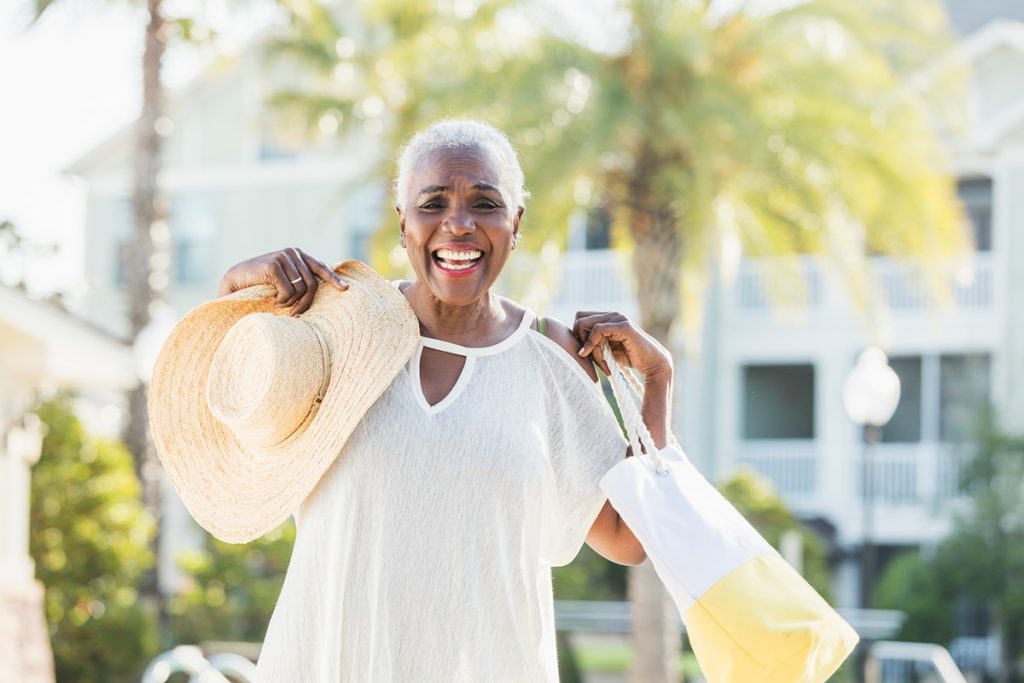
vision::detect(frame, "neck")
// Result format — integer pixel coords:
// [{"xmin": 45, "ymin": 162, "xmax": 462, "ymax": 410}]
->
[{"xmin": 403, "ymin": 282, "xmax": 510, "ymax": 345}]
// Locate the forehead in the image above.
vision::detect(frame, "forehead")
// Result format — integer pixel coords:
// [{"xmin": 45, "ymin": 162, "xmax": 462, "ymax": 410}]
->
[{"xmin": 411, "ymin": 147, "xmax": 504, "ymax": 191}]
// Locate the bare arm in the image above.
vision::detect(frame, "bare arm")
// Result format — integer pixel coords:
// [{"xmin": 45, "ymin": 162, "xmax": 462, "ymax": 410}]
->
[{"xmin": 538, "ymin": 316, "xmax": 660, "ymax": 566}]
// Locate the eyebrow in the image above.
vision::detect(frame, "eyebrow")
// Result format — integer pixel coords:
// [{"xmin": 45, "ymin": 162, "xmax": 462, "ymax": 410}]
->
[{"xmin": 416, "ymin": 183, "xmax": 502, "ymax": 196}]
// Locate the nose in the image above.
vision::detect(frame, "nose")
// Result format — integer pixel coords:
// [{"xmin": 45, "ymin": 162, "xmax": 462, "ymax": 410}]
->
[{"xmin": 442, "ymin": 206, "xmax": 476, "ymax": 236}]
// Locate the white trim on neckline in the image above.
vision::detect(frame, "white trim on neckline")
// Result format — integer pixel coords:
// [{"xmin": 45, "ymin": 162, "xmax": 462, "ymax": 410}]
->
[{"xmin": 419, "ymin": 309, "xmax": 536, "ymax": 357}]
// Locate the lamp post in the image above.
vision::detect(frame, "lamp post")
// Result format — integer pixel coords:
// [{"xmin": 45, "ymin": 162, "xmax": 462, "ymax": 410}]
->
[{"xmin": 842, "ymin": 347, "xmax": 901, "ymax": 610}]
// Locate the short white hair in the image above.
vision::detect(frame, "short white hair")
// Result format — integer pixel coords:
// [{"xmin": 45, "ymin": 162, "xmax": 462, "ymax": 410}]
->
[{"xmin": 393, "ymin": 119, "xmax": 528, "ymax": 209}]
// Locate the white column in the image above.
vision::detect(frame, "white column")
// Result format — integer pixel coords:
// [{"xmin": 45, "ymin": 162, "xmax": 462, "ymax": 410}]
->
[
  {"xmin": 0, "ymin": 415, "xmax": 42, "ymax": 584},
  {"xmin": 0, "ymin": 411, "xmax": 55, "ymax": 683},
  {"xmin": 817, "ymin": 350, "xmax": 855, "ymax": 517}
]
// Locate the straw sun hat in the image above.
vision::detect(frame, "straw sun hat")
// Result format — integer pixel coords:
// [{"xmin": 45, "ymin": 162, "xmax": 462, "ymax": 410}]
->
[{"xmin": 149, "ymin": 260, "xmax": 420, "ymax": 543}]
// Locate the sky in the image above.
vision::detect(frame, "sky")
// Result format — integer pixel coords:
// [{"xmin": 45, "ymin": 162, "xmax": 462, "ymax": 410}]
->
[
  {"xmin": 0, "ymin": 3, "xmax": 141, "ymax": 295},
  {"xmin": 0, "ymin": 0, "xmax": 276, "ymax": 297}
]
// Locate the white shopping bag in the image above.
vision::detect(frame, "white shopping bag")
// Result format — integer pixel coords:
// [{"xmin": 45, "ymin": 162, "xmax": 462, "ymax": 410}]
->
[{"xmin": 598, "ymin": 344, "xmax": 858, "ymax": 683}]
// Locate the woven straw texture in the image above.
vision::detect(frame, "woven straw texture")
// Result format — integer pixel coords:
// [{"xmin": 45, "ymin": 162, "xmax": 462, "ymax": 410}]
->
[{"xmin": 148, "ymin": 260, "xmax": 420, "ymax": 543}]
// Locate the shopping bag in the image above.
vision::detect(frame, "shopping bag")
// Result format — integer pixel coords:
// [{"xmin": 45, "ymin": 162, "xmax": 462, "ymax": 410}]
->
[{"xmin": 597, "ymin": 343, "xmax": 859, "ymax": 683}]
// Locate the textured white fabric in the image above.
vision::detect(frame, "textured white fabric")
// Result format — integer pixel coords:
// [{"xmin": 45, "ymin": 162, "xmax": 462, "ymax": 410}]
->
[{"xmin": 255, "ymin": 309, "xmax": 628, "ymax": 682}]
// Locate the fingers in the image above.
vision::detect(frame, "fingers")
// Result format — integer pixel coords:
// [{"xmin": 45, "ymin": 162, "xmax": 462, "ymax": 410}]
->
[
  {"xmin": 268, "ymin": 250, "xmax": 303, "ymax": 307},
  {"xmin": 268, "ymin": 248, "xmax": 350, "ymax": 315},
  {"xmin": 287, "ymin": 248, "xmax": 320, "ymax": 315},
  {"xmin": 299, "ymin": 252, "xmax": 348, "ymax": 291},
  {"xmin": 291, "ymin": 251, "xmax": 350, "ymax": 316},
  {"xmin": 267, "ymin": 257, "xmax": 298, "ymax": 306},
  {"xmin": 573, "ymin": 311, "xmax": 631, "ymax": 375}
]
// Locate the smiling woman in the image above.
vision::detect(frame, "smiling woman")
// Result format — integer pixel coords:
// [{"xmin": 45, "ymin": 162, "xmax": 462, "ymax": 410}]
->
[
  {"xmin": 193, "ymin": 119, "xmax": 675, "ymax": 682},
  {"xmin": 396, "ymin": 126, "xmax": 523, "ymax": 309}
]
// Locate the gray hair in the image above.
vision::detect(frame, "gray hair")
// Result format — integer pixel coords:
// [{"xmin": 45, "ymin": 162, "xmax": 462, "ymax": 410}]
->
[{"xmin": 393, "ymin": 119, "xmax": 528, "ymax": 210}]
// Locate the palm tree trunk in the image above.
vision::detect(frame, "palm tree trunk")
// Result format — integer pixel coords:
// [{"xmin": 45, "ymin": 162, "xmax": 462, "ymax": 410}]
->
[
  {"xmin": 627, "ymin": 196, "xmax": 685, "ymax": 683},
  {"xmin": 124, "ymin": 0, "xmax": 168, "ymax": 644}
]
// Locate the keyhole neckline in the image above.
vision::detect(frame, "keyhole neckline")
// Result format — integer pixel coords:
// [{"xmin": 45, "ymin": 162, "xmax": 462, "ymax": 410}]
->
[
  {"xmin": 418, "ymin": 308, "xmax": 536, "ymax": 357},
  {"xmin": 410, "ymin": 309, "xmax": 535, "ymax": 414}
]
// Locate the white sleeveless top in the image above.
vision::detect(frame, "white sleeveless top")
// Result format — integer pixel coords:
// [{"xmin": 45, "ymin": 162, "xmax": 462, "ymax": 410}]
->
[{"xmin": 255, "ymin": 309, "xmax": 628, "ymax": 682}]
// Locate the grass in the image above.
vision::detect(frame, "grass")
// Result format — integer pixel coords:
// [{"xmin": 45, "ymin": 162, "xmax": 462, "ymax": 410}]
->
[
  {"xmin": 574, "ymin": 642, "xmax": 857, "ymax": 682},
  {"xmin": 574, "ymin": 641, "xmax": 703, "ymax": 678}
]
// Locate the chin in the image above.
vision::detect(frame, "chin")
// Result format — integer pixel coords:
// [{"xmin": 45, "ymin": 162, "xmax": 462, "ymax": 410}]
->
[{"xmin": 423, "ymin": 276, "xmax": 490, "ymax": 306}]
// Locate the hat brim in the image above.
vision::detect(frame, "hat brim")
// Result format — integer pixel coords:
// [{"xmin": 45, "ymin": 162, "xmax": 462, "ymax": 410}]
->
[{"xmin": 149, "ymin": 260, "xmax": 419, "ymax": 543}]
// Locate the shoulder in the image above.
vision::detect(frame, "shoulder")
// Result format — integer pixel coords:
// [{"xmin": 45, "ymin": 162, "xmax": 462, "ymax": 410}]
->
[{"xmin": 531, "ymin": 315, "xmax": 600, "ymax": 384}]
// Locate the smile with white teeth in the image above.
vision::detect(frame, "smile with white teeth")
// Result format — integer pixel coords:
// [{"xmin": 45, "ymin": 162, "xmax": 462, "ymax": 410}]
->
[{"xmin": 433, "ymin": 248, "xmax": 484, "ymax": 270}]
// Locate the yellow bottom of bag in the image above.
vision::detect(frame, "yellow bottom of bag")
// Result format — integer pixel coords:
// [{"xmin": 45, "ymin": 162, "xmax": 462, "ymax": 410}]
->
[{"xmin": 684, "ymin": 554, "xmax": 859, "ymax": 683}]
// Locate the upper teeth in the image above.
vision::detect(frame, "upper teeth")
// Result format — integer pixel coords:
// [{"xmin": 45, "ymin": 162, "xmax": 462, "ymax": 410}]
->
[{"xmin": 436, "ymin": 249, "xmax": 482, "ymax": 261}]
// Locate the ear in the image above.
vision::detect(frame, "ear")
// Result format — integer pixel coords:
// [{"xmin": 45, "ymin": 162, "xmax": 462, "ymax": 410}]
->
[
  {"xmin": 512, "ymin": 207, "xmax": 524, "ymax": 249},
  {"xmin": 396, "ymin": 205, "xmax": 406, "ymax": 247}
]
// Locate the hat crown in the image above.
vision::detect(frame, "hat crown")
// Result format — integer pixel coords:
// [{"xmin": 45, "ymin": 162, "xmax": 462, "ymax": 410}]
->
[{"xmin": 206, "ymin": 314, "xmax": 330, "ymax": 450}]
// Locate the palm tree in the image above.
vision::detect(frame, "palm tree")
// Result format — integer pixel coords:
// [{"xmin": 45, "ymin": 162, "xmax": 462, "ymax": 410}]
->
[{"xmin": 266, "ymin": 1, "xmax": 967, "ymax": 679}]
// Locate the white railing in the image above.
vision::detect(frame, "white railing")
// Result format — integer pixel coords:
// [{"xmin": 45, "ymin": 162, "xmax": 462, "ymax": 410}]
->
[
  {"xmin": 859, "ymin": 444, "xmax": 921, "ymax": 503},
  {"xmin": 858, "ymin": 443, "xmax": 972, "ymax": 503},
  {"xmin": 866, "ymin": 641, "xmax": 967, "ymax": 683},
  {"xmin": 141, "ymin": 646, "xmax": 256, "ymax": 682},
  {"xmin": 550, "ymin": 249, "xmax": 635, "ymax": 311},
  {"xmin": 732, "ymin": 441, "xmax": 971, "ymax": 505},
  {"xmin": 732, "ymin": 253, "xmax": 995, "ymax": 316},
  {"xmin": 736, "ymin": 257, "xmax": 823, "ymax": 311},
  {"xmin": 539, "ymin": 249, "xmax": 994, "ymax": 322},
  {"xmin": 733, "ymin": 440, "xmax": 818, "ymax": 499},
  {"xmin": 871, "ymin": 254, "xmax": 994, "ymax": 312}
]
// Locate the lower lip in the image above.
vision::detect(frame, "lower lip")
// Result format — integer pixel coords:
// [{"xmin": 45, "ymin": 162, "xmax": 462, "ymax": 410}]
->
[{"xmin": 433, "ymin": 256, "xmax": 483, "ymax": 278}]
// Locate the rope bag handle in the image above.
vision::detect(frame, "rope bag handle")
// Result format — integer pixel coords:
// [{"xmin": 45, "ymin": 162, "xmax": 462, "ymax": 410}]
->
[{"xmin": 599, "ymin": 341, "xmax": 670, "ymax": 475}]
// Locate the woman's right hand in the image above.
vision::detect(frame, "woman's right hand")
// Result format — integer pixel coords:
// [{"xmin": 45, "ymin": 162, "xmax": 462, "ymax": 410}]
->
[{"xmin": 217, "ymin": 247, "xmax": 348, "ymax": 315}]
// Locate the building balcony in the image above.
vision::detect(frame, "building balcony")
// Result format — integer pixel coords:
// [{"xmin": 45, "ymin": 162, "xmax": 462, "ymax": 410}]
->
[
  {"xmin": 728, "ymin": 252, "xmax": 996, "ymax": 323},
  {"xmin": 540, "ymin": 248, "xmax": 996, "ymax": 332},
  {"xmin": 733, "ymin": 440, "xmax": 971, "ymax": 512},
  {"xmin": 542, "ymin": 249, "xmax": 638, "ymax": 322}
]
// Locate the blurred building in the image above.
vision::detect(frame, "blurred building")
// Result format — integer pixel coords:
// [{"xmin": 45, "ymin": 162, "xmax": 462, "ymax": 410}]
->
[
  {"xmin": 548, "ymin": 14, "xmax": 1024, "ymax": 652},
  {"xmin": 67, "ymin": 48, "xmax": 386, "ymax": 339},
  {"xmin": 943, "ymin": 0, "xmax": 1024, "ymax": 35},
  {"xmin": 0, "ymin": 285, "xmax": 135, "ymax": 682},
  {"xmin": 66, "ymin": 41, "xmax": 388, "ymax": 597}
]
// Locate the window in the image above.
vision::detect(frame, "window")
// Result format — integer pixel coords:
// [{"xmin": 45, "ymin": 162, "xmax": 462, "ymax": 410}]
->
[
  {"xmin": 584, "ymin": 206, "xmax": 612, "ymax": 250},
  {"xmin": 958, "ymin": 177, "xmax": 992, "ymax": 252},
  {"xmin": 170, "ymin": 192, "xmax": 217, "ymax": 285},
  {"xmin": 567, "ymin": 204, "xmax": 612, "ymax": 252},
  {"xmin": 347, "ymin": 185, "xmax": 385, "ymax": 263},
  {"xmin": 742, "ymin": 364, "xmax": 815, "ymax": 439},
  {"xmin": 882, "ymin": 356, "xmax": 922, "ymax": 443},
  {"xmin": 940, "ymin": 354, "xmax": 991, "ymax": 442}
]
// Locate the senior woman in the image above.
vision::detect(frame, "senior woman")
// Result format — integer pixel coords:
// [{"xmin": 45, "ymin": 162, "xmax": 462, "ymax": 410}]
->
[{"xmin": 216, "ymin": 120, "xmax": 673, "ymax": 681}]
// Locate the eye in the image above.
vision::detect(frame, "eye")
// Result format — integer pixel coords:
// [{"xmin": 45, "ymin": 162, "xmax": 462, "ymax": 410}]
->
[
  {"xmin": 419, "ymin": 199, "xmax": 445, "ymax": 210},
  {"xmin": 474, "ymin": 199, "xmax": 499, "ymax": 210}
]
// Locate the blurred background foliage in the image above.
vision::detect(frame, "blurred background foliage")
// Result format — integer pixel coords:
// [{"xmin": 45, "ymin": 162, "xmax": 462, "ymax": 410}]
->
[
  {"xmin": 167, "ymin": 523, "xmax": 295, "ymax": 644},
  {"xmin": 29, "ymin": 398, "xmax": 157, "ymax": 683},
  {"xmin": 875, "ymin": 406, "xmax": 1024, "ymax": 674}
]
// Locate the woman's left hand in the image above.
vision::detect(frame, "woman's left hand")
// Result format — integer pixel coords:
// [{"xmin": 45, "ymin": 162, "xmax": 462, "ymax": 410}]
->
[{"xmin": 573, "ymin": 311, "xmax": 672, "ymax": 382}]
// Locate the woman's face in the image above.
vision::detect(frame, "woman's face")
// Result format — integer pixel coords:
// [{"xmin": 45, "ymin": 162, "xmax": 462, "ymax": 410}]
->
[{"xmin": 397, "ymin": 147, "xmax": 522, "ymax": 307}]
